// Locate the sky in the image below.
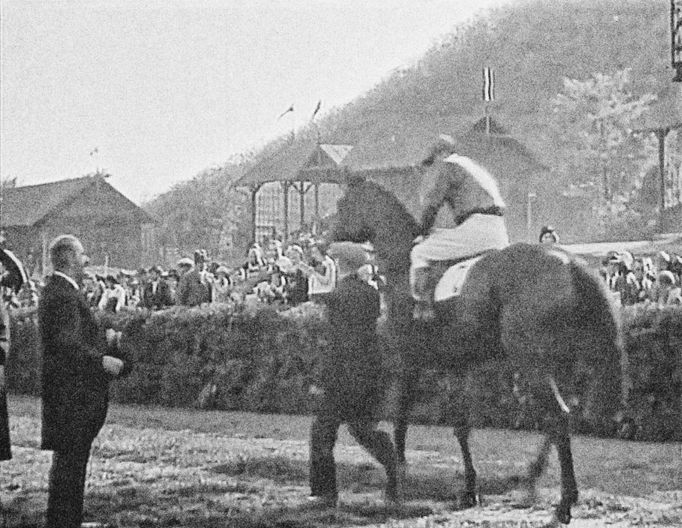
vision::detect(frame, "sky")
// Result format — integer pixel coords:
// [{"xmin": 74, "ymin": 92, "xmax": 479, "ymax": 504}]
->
[{"xmin": 1, "ymin": 0, "xmax": 513, "ymax": 204}]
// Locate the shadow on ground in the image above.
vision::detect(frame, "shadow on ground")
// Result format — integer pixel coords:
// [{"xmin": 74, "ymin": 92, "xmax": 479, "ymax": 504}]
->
[
  {"xmin": 211, "ymin": 454, "xmax": 527, "ymax": 502},
  {"xmin": 1, "ymin": 456, "xmax": 530, "ymax": 528}
]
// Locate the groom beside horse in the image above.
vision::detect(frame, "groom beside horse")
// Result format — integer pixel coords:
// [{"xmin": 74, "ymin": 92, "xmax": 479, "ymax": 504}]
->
[{"xmin": 332, "ymin": 136, "xmax": 623, "ymax": 525}]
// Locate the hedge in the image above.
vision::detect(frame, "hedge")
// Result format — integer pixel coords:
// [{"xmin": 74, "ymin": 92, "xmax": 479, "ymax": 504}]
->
[{"xmin": 6, "ymin": 302, "xmax": 682, "ymax": 441}]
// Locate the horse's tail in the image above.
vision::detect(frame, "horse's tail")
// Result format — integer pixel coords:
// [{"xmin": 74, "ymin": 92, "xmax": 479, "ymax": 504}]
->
[{"xmin": 567, "ymin": 260, "xmax": 624, "ymax": 426}]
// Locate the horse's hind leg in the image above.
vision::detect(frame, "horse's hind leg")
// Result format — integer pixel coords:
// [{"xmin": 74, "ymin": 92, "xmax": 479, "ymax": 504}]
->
[
  {"xmin": 527, "ymin": 383, "xmax": 578, "ymax": 524},
  {"xmin": 526, "ymin": 435, "xmax": 552, "ymax": 499},
  {"xmin": 549, "ymin": 411, "xmax": 578, "ymax": 524}
]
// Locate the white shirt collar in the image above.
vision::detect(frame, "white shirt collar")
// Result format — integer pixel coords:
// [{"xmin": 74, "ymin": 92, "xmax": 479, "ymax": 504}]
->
[{"xmin": 53, "ymin": 271, "xmax": 80, "ymax": 291}]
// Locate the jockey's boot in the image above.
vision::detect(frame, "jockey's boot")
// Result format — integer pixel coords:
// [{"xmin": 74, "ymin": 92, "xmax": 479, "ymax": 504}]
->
[{"xmin": 412, "ymin": 267, "xmax": 436, "ymax": 322}]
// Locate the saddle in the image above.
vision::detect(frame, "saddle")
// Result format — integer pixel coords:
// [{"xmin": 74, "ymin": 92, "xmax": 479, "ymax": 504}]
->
[{"xmin": 417, "ymin": 251, "xmax": 493, "ymax": 303}]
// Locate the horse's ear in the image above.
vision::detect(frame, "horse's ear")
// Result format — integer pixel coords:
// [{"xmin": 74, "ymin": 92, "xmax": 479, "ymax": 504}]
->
[{"xmin": 422, "ymin": 134, "xmax": 456, "ymax": 167}]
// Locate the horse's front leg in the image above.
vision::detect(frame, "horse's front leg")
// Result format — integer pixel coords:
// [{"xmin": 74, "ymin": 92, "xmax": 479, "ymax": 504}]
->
[
  {"xmin": 454, "ymin": 416, "xmax": 477, "ymax": 508},
  {"xmin": 394, "ymin": 366, "xmax": 420, "ymax": 481},
  {"xmin": 451, "ymin": 376, "xmax": 477, "ymax": 508}
]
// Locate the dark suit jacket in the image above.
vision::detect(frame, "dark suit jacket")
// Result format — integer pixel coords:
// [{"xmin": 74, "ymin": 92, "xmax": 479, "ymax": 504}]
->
[
  {"xmin": 39, "ymin": 274, "xmax": 111, "ymax": 452},
  {"xmin": 319, "ymin": 274, "xmax": 384, "ymax": 421},
  {"xmin": 141, "ymin": 279, "xmax": 173, "ymax": 309}
]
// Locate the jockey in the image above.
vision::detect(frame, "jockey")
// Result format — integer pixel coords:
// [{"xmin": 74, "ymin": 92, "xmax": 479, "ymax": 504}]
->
[{"xmin": 411, "ymin": 135, "xmax": 510, "ymax": 321}]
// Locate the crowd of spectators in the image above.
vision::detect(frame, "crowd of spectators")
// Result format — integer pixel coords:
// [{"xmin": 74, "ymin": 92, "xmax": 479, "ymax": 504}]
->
[
  {"xmin": 602, "ymin": 249, "xmax": 682, "ymax": 307},
  {"xmin": 2, "ymin": 230, "xmax": 680, "ymax": 312},
  {"xmin": 0, "ymin": 236, "xmax": 387, "ymax": 312},
  {"xmin": 537, "ymin": 226, "xmax": 681, "ymax": 307}
]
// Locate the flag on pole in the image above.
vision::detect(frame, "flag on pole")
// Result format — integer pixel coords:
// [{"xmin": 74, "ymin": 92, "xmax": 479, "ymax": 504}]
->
[
  {"xmin": 311, "ymin": 100, "xmax": 322, "ymax": 121},
  {"xmin": 278, "ymin": 104, "xmax": 294, "ymax": 120},
  {"xmin": 482, "ymin": 67, "xmax": 495, "ymax": 102}
]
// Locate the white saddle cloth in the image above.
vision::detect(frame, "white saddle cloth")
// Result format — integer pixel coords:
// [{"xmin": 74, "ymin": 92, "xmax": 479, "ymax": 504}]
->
[{"xmin": 433, "ymin": 255, "xmax": 484, "ymax": 302}]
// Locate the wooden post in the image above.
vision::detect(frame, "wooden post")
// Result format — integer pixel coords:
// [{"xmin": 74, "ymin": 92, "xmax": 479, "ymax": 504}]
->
[
  {"xmin": 314, "ymin": 182, "xmax": 320, "ymax": 234},
  {"xmin": 41, "ymin": 229, "xmax": 49, "ymax": 276},
  {"xmin": 281, "ymin": 181, "xmax": 290, "ymax": 241},
  {"xmin": 299, "ymin": 180, "xmax": 305, "ymax": 229},
  {"xmin": 250, "ymin": 186, "xmax": 258, "ymax": 243},
  {"xmin": 656, "ymin": 129, "xmax": 668, "ymax": 213}
]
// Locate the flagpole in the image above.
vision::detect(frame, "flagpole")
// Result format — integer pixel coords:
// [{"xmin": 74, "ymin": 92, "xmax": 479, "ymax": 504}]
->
[{"xmin": 482, "ymin": 66, "xmax": 494, "ymax": 135}]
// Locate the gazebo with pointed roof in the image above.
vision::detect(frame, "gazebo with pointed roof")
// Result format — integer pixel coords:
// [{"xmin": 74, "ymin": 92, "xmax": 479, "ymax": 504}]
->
[{"xmin": 236, "ymin": 141, "xmax": 354, "ymax": 241}]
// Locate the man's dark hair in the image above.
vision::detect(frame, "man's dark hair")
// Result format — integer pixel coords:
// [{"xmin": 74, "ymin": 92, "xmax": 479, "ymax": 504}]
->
[{"xmin": 49, "ymin": 235, "xmax": 81, "ymax": 270}]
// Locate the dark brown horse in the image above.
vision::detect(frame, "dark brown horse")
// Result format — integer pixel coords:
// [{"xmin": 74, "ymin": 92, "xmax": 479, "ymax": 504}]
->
[{"xmin": 332, "ymin": 177, "xmax": 623, "ymax": 524}]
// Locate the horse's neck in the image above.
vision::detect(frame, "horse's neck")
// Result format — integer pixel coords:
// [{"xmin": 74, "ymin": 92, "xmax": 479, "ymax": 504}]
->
[
  {"xmin": 374, "ymin": 242, "xmax": 412, "ymax": 276},
  {"xmin": 372, "ymin": 219, "xmax": 418, "ymax": 275}
]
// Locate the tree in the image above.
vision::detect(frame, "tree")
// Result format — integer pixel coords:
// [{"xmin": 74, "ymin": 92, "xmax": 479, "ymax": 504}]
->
[
  {"xmin": 551, "ymin": 69, "xmax": 656, "ymax": 201},
  {"xmin": 144, "ymin": 160, "xmax": 251, "ymax": 265},
  {"xmin": 549, "ymin": 69, "xmax": 659, "ymax": 238}
]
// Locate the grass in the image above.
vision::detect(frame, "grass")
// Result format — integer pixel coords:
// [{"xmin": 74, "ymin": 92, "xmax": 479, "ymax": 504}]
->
[{"xmin": 1, "ymin": 395, "xmax": 680, "ymax": 527}]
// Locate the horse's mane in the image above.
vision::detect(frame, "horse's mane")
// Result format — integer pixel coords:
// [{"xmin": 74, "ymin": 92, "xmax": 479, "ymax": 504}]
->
[{"xmin": 353, "ymin": 179, "xmax": 420, "ymax": 235}]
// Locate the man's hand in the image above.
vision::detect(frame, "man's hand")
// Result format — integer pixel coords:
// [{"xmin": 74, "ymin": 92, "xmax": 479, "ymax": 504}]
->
[
  {"xmin": 412, "ymin": 235, "xmax": 425, "ymax": 245},
  {"xmin": 308, "ymin": 384, "xmax": 325, "ymax": 396},
  {"xmin": 102, "ymin": 355, "xmax": 124, "ymax": 377},
  {"xmin": 106, "ymin": 329, "xmax": 122, "ymax": 347}
]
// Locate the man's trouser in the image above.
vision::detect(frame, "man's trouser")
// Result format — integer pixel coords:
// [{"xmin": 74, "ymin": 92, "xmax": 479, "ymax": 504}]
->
[
  {"xmin": 310, "ymin": 403, "xmax": 397, "ymax": 500},
  {"xmin": 410, "ymin": 214, "xmax": 509, "ymax": 297},
  {"xmin": 46, "ymin": 444, "xmax": 92, "ymax": 528}
]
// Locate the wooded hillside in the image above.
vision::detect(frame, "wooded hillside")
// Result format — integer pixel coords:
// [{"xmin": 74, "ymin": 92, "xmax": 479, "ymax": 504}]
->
[{"xmin": 147, "ymin": 0, "xmax": 680, "ymax": 251}]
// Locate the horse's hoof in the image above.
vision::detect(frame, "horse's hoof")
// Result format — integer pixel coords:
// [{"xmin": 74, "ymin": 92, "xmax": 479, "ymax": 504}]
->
[
  {"xmin": 555, "ymin": 503, "xmax": 572, "ymax": 525},
  {"xmin": 384, "ymin": 493, "xmax": 402, "ymax": 509},
  {"xmin": 385, "ymin": 477, "xmax": 403, "ymax": 506},
  {"xmin": 457, "ymin": 490, "xmax": 478, "ymax": 509}
]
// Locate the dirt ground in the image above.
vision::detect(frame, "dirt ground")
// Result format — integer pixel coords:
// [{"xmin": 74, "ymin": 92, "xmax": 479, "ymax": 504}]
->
[{"xmin": 1, "ymin": 396, "xmax": 680, "ymax": 527}]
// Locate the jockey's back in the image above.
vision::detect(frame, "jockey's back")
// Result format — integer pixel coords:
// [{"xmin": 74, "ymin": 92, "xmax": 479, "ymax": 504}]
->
[{"xmin": 420, "ymin": 154, "xmax": 505, "ymax": 229}]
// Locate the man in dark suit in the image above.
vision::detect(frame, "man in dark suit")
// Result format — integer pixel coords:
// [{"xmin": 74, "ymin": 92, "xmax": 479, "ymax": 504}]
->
[
  {"xmin": 140, "ymin": 265, "xmax": 173, "ymax": 309},
  {"xmin": 0, "ymin": 298, "xmax": 11, "ymax": 462},
  {"xmin": 308, "ymin": 242, "xmax": 398, "ymax": 508},
  {"xmin": 39, "ymin": 235, "xmax": 126, "ymax": 528},
  {"xmin": 176, "ymin": 250, "xmax": 212, "ymax": 307}
]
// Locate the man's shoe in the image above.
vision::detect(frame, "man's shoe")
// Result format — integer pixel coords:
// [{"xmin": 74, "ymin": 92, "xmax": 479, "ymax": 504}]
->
[{"xmin": 306, "ymin": 494, "xmax": 338, "ymax": 509}]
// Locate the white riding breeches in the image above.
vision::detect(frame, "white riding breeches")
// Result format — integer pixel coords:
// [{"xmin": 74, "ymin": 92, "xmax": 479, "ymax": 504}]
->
[{"xmin": 410, "ymin": 214, "xmax": 510, "ymax": 269}]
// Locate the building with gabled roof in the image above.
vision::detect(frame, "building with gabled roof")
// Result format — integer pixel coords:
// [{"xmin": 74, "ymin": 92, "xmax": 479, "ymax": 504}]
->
[{"xmin": 1, "ymin": 173, "xmax": 156, "ymax": 275}]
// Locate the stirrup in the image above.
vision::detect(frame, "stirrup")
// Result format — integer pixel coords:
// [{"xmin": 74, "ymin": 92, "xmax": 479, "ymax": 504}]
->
[{"xmin": 413, "ymin": 301, "xmax": 435, "ymax": 322}]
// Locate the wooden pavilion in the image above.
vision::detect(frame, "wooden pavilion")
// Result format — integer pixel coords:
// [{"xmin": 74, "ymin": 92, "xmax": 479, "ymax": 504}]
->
[
  {"xmin": 236, "ymin": 141, "xmax": 354, "ymax": 242},
  {"xmin": 236, "ymin": 117, "xmax": 549, "ymax": 244}
]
